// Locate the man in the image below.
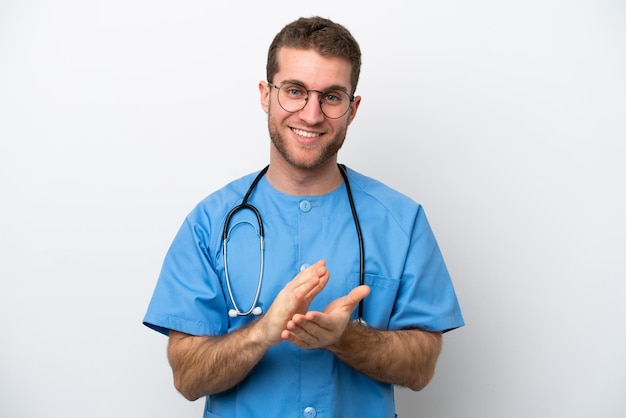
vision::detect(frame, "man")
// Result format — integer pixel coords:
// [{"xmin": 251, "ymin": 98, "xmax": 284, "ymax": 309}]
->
[{"xmin": 144, "ymin": 16, "xmax": 464, "ymax": 418}]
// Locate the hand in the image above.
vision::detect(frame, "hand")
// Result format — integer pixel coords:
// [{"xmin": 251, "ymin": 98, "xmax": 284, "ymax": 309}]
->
[
  {"xmin": 281, "ymin": 284, "xmax": 371, "ymax": 349},
  {"xmin": 252, "ymin": 260, "xmax": 330, "ymax": 347}
]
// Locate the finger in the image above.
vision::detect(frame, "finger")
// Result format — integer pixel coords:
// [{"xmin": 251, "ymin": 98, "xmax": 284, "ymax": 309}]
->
[
  {"xmin": 286, "ymin": 260, "xmax": 326, "ymax": 291},
  {"xmin": 293, "ymin": 275, "xmax": 321, "ymax": 301},
  {"xmin": 281, "ymin": 327, "xmax": 311, "ymax": 345},
  {"xmin": 281, "ymin": 324, "xmax": 321, "ymax": 348},
  {"xmin": 346, "ymin": 285, "xmax": 370, "ymax": 307},
  {"xmin": 299, "ymin": 260, "xmax": 326, "ymax": 280},
  {"xmin": 287, "ymin": 314, "xmax": 341, "ymax": 349},
  {"xmin": 286, "ymin": 313, "xmax": 319, "ymax": 332},
  {"xmin": 298, "ymin": 311, "xmax": 335, "ymax": 332},
  {"xmin": 293, "ymin": 262, "xmax": 330, "ymax": 300},
  {"xmin": 320, "ymin": 284, "xmax": 371, "ymax": 316}
]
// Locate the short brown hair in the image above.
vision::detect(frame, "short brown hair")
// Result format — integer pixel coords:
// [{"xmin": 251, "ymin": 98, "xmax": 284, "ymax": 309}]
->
[{"xmin": 266, "ymin": 16, "xmax": 362, "ymax": 95}]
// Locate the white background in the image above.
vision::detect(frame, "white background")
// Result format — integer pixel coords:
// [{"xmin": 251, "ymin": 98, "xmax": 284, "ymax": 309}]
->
[{"xmin": 1, "ymin": 1, "xmax": 625, "ymax": 417}]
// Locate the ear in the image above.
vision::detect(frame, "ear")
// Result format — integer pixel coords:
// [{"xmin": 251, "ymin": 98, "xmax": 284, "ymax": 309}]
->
[
  {"xmin": 259, "ymin": 81, "xmax": 270, "ymax": 113},
  {"xmin": 346, "ymin": 95, "xmax": 361, "ymax": 125}
]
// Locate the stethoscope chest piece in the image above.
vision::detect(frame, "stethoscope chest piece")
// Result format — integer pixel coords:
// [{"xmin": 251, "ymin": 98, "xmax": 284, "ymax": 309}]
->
[{"xmin": 228, "ymin": 306, "xmax": 263, "ymax": 318}]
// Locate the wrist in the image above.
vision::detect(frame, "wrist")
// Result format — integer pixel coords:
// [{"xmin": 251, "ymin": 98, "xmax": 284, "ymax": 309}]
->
[
  {"xmin": 329, "ymin": 318, "xmax": 366, "ymax": 354},
  {"xmin": 245, "ymin": 318, "xmax": 272, "ymax": 349}
]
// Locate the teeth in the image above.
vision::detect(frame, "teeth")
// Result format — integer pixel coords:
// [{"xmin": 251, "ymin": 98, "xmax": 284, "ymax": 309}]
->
[{"xmin": 293, "ymin": 128, "xmax": 321, "ymax": 138}]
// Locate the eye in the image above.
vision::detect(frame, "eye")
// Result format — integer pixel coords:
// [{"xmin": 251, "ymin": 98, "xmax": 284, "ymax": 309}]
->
[
  {"xmin": 323, "ymin": 91, "xmax": 346, "ymax": 104},
  {"xmin": 283, "ymin": 84, "xmax": 306, "ymax": 98}
]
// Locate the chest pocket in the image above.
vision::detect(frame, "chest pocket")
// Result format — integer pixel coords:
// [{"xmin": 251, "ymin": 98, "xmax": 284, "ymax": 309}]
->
[{"xmin": 349, "ymin": 273, "xmax": 401, "ymax": 328}]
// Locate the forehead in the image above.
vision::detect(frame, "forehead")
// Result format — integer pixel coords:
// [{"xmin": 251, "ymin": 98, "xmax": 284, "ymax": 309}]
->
[{"xmin": 275, "ymin": 47, "xmax": 353, "ymax": 91}]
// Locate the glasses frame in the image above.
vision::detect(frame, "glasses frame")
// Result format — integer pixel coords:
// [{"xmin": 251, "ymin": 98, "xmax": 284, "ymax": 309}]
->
[{"xmin": 268, "ymin": 82, "xmax": 355, "ymax": 119}]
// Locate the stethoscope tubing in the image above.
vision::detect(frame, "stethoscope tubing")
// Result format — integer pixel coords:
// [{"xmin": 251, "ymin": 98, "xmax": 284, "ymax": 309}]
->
[
  {"xmin": 222, "ymin": 164, "xmax": 364, "ymax": 320},
  {"xmin": 338, "ymin": 164, "xmax": 365, "ymax": 320},
  {"xmin": 222, "ymin": 166, "xmax": 268, "ymax": 317},
  {"xmin": 223, "ymin": 213, "xmax": 265, "ymax": 317}
]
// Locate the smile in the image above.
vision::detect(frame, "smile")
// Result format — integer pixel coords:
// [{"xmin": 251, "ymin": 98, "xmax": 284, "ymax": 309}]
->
[{"xmin": 292, "ymin": 128, "xmax": 322, "ymax": 138}]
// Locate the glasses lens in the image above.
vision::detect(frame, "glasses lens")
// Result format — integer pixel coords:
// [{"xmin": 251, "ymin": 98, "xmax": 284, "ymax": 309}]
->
[
  {"xmin": 276, "ymin": 84, "xmax": 351, "ymax": 119},
  {"xmin": 319, "ymin": 89, "xmax": 351, "ymax": 119},
  {"xmin": 277, "ymin": 84, "xmax": 308, "ymax": 113}
]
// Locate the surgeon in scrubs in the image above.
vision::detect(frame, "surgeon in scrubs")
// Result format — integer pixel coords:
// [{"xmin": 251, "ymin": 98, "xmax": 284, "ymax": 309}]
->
[{"xmin": 143, "ymin": 15, "xmax": 464, "ymax": 418}]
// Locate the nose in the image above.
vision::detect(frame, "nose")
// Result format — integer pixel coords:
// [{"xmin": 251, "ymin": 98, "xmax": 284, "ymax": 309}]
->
[{"xmin": 298, "ymin": 93, "xmax": 326, "ymax": 124}]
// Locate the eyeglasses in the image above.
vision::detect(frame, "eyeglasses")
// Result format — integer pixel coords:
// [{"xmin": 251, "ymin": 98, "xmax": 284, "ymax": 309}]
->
[{"xmin": 268, "ymin": 82, "xmax": 354, "ymax": 119}]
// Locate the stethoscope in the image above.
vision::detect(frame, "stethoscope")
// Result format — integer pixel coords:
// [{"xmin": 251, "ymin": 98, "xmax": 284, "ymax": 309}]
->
[{"xmin": 222, "ymin": 164, "xmax": 365, "ymax": 321}]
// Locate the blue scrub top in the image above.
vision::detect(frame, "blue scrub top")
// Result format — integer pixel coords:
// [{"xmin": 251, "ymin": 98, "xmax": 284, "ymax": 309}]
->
[{"xmin": 143, "ymin": 166, "xmax": 464, "ymax": 418}]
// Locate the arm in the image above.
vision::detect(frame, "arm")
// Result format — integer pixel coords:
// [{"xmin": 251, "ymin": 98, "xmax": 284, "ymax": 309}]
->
[
  {"xmin": 167, "ymin": 260, "xmax": 330, "ymax": 400},
  {"xmin": 168, "ymin": 327, "xmax": 269, "ymax": 401},
  {"xmin": 282, "ymin": 286, "xmax": 442, "ymax": 391},
  {"xmin": 329, "ymin": 323, "xmax": 442, "ymax": 391}
]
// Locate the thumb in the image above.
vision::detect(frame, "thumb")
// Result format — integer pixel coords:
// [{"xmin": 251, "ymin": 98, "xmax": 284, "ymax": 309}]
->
[
  {"xmin": 322, "ymin": 285, "xmax": 371, "ymax": 316},
  {"xmin": 346, "ymin": 285, "xmax": 370, "ymax": 308}
]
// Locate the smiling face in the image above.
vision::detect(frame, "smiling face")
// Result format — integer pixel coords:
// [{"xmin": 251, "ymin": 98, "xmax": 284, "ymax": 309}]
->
[{"xmin": 260, "ymin": 47, "xmax": 361, "ymax": 173}]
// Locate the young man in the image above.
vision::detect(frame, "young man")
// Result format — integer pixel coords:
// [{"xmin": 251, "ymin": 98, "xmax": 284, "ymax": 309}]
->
[{"xmin": 144, "ymin": 16, "xmax": 464, "ymax": 418}]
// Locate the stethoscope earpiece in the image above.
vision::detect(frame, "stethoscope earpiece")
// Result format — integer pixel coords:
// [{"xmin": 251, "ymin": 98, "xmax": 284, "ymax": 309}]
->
[
  {"xmin": 251, "ymin": 306, "xmax": 263, "ymax": 316},
  {"xmin": 228, "ymin": 309, "xmax": 238, "ymax": 318}
]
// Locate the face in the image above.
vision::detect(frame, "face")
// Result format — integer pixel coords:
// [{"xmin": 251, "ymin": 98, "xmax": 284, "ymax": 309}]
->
[{"xmin": 259, "ymin": 47, "xmax": 361, "ymax": 171}]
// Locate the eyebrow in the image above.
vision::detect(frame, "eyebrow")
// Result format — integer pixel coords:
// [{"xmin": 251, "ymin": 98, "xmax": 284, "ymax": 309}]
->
[{"xmin": 278, "ymin": 79, "xmax": 351, "ymax": 95}]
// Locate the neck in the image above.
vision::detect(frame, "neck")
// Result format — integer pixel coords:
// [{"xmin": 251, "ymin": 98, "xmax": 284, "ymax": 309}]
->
[{"xmin": 265, "ymin": 159, "xmax": 343, "ymax": 196}]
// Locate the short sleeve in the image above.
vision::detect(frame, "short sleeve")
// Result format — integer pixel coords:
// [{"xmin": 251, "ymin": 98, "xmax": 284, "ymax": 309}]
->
[
  {"xmin": 143, "ymin": 215, "xmax": 229, "ymax": 337},
  {"xmin": 390, "ymin": 206, "xmax": 464, "ymax": 332}
]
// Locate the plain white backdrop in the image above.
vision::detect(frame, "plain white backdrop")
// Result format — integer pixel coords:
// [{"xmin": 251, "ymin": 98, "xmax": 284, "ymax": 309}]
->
[{"xmin": 1, "ymin": 1, "xmax": 625, "ymax": 417}]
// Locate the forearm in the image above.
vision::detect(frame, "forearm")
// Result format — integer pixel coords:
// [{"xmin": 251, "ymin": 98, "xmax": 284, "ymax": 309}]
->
[
  {"xmin": 165, "ymin": 262, "xmax": 333, "ymax": 400},
  {"xmin": 167, "ymin": 326, "xmax": 269, "ymax": 401},
  {"xmin": 328, "ymin": 323, "xmax": 442, "ymax": 391}
]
